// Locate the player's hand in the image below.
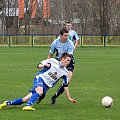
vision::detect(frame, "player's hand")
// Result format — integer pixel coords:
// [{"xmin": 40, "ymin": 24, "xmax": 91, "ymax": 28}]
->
[
  {"xmin": 69, "ymin": 98, "xmax": 77, "ymax": 104},
  {"xmin": 44, "ymin": 63, "xmax": 51, "ymax": 67},
  {"xmin": 37, "ymin": 63, "xmax": 50, "ymax": 69}
]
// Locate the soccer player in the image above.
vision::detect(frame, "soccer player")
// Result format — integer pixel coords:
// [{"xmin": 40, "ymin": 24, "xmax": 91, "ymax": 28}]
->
[
  {"xmin": 0, "ymin": 53, "xmax": 77, "ymax": 111},
  {"xmin": 66, "ymin": 21, "xmax": 79, "ymax": 50},
  {"xmin": 36, "ymin": 28, "xmax": 75, "ymax": 104}
]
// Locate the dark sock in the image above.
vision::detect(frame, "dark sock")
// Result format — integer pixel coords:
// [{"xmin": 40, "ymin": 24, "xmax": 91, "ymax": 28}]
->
[
  {"xmin": 38, "ymin": 94, "xmax": 45, "ymax": 100},
  {"xmin": 52, "ymin": 84, "xmax": 64, "ymax": 99}
]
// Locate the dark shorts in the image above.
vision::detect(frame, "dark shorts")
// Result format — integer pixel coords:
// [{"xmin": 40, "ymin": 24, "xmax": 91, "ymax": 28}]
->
[{"xmin": 66, "ymin": 58, "xmax": 75, "ymax": 72}]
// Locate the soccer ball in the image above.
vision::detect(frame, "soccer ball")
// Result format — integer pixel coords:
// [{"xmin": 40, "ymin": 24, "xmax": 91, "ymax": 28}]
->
[{"xmin": 102, "ymin": 96, "xmax": 113, "ymax": 107}]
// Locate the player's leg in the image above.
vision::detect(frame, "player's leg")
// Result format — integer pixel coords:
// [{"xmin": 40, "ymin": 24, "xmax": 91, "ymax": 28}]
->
[
  {"xmin": 8, "ymin": 93, "xmax": 32, "ymax": 105},
  {"xmin": 23, "ymin": 86, "xmax": 42, "ymax": 111},
  {"xmin": 22, "ymin": 77, "xmax": 49, "ymax": 111},
  {"xmin": 0, "ymin": 93, "xmax": 32, "ymax": 110},
  {"xmin": 22, "ymin": 79, "xmax": 43, "ymax": 111}
]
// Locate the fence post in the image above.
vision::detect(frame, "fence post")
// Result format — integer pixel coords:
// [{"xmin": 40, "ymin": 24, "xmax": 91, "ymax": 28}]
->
[
  {"xmin": 103, "ymin": 34, "xmax": 106, "ymax": 47},
  {"xmin": 31, "ymin": 35, "xmax": 33, "ymax": 47},
  {"xmin": 81, "ymin": 35, "xmax": 83, "ymax": 47},
  {"xmin": 8, "ymin": 34, "xmax": 10, "ymax": 47}
]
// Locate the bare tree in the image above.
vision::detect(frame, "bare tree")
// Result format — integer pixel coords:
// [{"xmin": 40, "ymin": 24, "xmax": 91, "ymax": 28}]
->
[{"xmin": 0, "ymin": 0, "xmax": 120, "ymax": 35}]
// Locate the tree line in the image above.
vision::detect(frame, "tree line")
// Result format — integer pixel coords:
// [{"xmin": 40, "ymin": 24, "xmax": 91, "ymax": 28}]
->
[{"xmin": 0, "ymin": 0, "xmax": 120, "ymax": 35}]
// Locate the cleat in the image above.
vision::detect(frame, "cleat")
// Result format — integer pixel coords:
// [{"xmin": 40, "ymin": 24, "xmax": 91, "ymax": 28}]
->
[
  {"xmin": 22, "ymin": 106, "xmax": 35, "ymax": 111},
  {"xmin": 0, "ymin": 101, "xmax": 8, "ymax": 109},
  {"xmin": 51, "ymin": 97, "xmax": 56, "ymax": 104}
]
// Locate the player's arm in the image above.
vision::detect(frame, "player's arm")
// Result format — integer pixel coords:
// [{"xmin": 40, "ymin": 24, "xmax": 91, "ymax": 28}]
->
[
  {"xmin": 74, "ymin": 40, "xmax": 79, "ymax": 50},
  {"xmin": 37, "ymin": 59, "xmax": 51, "ymax": 69},
  {"xmin": 48, "ymin": 40, "xmax": 56, "ymax": 59},
  {"xmin": 62, "ymin": 75, "xmax": 77, "ymax": 103},
  {"xmin": 68, "ymin": 41, "xmax": 74, "ymax": 55},
  {"xmin": 37, "ymin": 63, "xmax": 51, "ymax": 69},
  {"xmin": 64, "ymin": 86, "xmax": 77, "ymax": 104},
  {"xmin": 73, "ymin": 32, "xmax": 79, "ymax": 50}
]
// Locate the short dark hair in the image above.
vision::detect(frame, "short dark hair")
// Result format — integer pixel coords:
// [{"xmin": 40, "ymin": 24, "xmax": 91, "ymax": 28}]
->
[
  {"xmin": 60, "ymin": 53, "xmax": 71, "ymax": 60},
  {"xmin": 66, "ymin": 21, "xmax": 71, "ymax": 24},
  {"xmin": 60, "ymin": 28, "xmax": 69, "ymax": 35}
]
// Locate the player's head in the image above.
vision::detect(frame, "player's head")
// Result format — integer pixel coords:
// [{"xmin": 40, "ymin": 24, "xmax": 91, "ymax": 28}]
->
[
  {"xmin": 60, "ymin": 28, "xmax": 69, "ymax": 35},
  {"xmin": 60, "ymin": 53, "xmax": 71, "ymax": 67},
  {"xmin": 60, "ymin": 28, "xmax": 69, "ymax": 43},
  {"xmin": 66, "ymin": 22, "xmax": 72, "ymax": 30}
]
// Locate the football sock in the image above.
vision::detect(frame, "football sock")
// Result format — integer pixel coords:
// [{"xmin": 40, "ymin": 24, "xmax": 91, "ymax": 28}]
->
[
  {"xmin": 7, "ymin": 98, "xmax": 23, "ymax": 105},
  {"xmin": 26, "ymin": 93, "xmax": 40, "ymax": 106},
  {"xmin": 52, "ymin": 84, "xmax": 64, "ymax": 99},
  {"xmin": 38, "ymin": 94, "xmax": 45, "ymax": 100}
]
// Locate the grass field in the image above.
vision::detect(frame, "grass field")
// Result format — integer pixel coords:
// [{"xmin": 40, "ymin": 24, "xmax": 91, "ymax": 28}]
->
[{"xmin": 0, "ymin": 47, "xmax": 120, "ymax": 120}]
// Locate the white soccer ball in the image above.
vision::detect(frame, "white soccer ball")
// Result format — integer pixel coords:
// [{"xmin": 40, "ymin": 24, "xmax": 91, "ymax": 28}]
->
[{"xmin": 102, "ymin": 96, "xmax": 113, "ymax": 107}]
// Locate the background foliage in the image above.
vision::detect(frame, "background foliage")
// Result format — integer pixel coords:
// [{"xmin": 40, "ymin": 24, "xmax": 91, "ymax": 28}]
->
[{"xmin": 0, "ymin": 0, "xmax": 120, "ymax": 35}]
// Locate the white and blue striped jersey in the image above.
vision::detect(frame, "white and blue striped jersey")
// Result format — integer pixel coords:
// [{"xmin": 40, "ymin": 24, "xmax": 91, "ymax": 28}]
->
[
  {"xmin": 36, "ymin": 58, "xmax": 69, "ymax": 88},
  {"xmin": 68, "ymin": 30, "xmax": 79, "ymax": 44},
  {"xmin": 49, "ymin": 37, "xmax": 74, "ymax": 60}
]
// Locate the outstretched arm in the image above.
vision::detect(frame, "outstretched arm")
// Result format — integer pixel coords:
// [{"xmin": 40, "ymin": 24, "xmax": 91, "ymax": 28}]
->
[
  {"xmin": 74, "ymin": 40, "xmax": 79, "ymax": 50},
  {"xmin": 64, "ymin": 86, "xmax": 77, "ymax": 104},
  {"xmin": 37, "ymin": 63, "xmax": 50, "ymax": 69}
]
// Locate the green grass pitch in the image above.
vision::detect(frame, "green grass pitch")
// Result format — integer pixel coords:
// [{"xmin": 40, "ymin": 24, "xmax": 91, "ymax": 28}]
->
[{"xmin": 0, "ymin": 47, "xmax": 120, "ymax": 120}]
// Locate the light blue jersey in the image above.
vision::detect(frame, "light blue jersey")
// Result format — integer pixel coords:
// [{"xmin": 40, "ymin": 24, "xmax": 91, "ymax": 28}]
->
[
  {"xmin": 68, "ymin": 30, "xmax": 79, "ymax": 44},
  {"xmin": 49, "ymin": 38, "xmax": 74, "ymax": 60}
]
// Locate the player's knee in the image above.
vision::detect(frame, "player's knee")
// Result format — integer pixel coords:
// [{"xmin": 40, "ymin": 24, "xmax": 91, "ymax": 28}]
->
[
  {"xmin": 36, "ymin": 88, "xmax": 43, "ymax": 95},
  {"xmin": 36, "ymin": 91, "xmax": 43, "ymax": 95}
]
